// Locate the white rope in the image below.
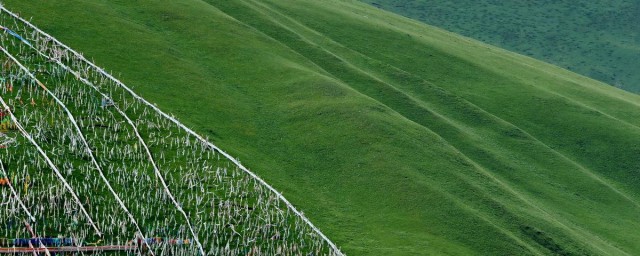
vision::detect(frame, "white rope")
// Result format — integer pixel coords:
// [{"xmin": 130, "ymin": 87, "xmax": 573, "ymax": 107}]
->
[
  {"xmin": 0, "ymin": 95, "xmax": 101, "ymax": 236},
  {"xmin": 1, "ymin": 155, "xmax": 51, "ymax": 256},
  {"xmin": 26, "ymin": 41, "xmax": 180, "ymax": 256},
  {"xmin": 3, "ymin": 48, "xmax": 157, "ymax": 255},
  {"xmin": 1, "ymin": 6, "xmax": 343, "ymax": 255},
  {"xmin": 0, "ymin": 159, "xmax": 36, "ymax": 223},
  {"xmin": 23, "ymin": 220, "xmax": 52, "ymax": 256},
  {"xmin": 0, "ymin": 160, "xmax": 52, "ymax": 256},
  {"xmin": 61, "ymin": 57, "xmax": 205, "ymax": 256}
]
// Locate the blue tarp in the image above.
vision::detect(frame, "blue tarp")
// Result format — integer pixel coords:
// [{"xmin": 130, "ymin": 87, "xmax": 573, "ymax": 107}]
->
[{"xmin": 12, "ymin": 238, "xmax": 74, "ymax": 247}]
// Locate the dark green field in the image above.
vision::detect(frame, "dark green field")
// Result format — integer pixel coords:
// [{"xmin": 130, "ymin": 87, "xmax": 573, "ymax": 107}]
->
[
  {"xmin": 362, "ymin": 0, "xmax": 640, "ymax": 93},
  {"xmin": 3, "ymin": 0, "xmax": 640, "ymax": 255}
]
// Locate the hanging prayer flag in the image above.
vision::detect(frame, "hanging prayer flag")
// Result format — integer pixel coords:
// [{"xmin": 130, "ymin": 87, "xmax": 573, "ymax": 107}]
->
[{"xmin": 0, "ymin": 25, "xmax": 33, "ymax": 47}]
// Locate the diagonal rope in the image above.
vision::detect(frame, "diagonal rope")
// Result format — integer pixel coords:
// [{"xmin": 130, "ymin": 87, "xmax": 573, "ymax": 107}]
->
[
  {"xmin": 0, "ymin": 159, "xmax": 35, "ymax": 223},
  {"xmin": 15, "ymin": 46, "xmax": 205, "ymax": 256},
  {"xmin": 0, "ymin": 6, "xmax": 343, "ymax": 254},
  {"xmin": 0, "ymin": 45, "xmax": 157, "ymax": 254},
  {"xmin": 24, "ymin": 40, "xmax": 177, "ymax": 256},
  {"xmin": 0, "ymin": 95, "xmax": 101, "ymax": 236},
  {"xmin": 0, "ymin": 159, "xmax": 52, "ymax": 256},
  {"xmin": 23, "ymin": 220, "xmax": 51, "ymax": 256}
]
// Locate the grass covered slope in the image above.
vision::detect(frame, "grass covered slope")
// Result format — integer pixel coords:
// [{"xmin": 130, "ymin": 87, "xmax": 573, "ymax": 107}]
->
[
  {"xmin": 4, "ymin": 0, "xmax": 640, "ymax": 255},
  {"xmin": 362, "ymin": 0, "xmax": 640, "ymax": 93}
]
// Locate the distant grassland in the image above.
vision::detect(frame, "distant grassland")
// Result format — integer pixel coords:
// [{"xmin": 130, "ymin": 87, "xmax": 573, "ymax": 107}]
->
[
  {"xmin": 4, "ymin": 0, "xmax": 640, "ymax": 255},
  {"xmin": 362, "ymin": 0, "xmax": 640, "ymax": 93}
]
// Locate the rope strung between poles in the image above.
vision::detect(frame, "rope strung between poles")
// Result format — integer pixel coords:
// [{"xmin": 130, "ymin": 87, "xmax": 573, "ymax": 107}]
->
[
  {"xmin": 0, "ymin": 159, "xmax": 35, "ymax": 223},
  {"xmin": 0, "ymin": 45, "xmax": 156, "ymax": 254},
  {"xmin": 0, "ymin": 5, "xmax": 344, "ymax": 255},
  {"xmin": 0, "ymin": 95, "xmax": 101, "ymax": 236},
  {"xmin": 0, "ymin": 16, "xmax": 204, "ymax": 256},
  {"xmin": 24, "ymin": 40, "xmax": 186, "ymax": 256},
  {"xmin": 1, "ymin": 159, "xmax": 53, "ymax": 256}
]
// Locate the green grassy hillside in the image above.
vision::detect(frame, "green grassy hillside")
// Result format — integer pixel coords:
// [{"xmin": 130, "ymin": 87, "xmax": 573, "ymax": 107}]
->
[
  {"xmin": 4, "ymin": 0, "xmax": 640, "ymax": 255},
  {"xmin": 362, "ymin": 0, "xmax": 640, "ymax": 93}
]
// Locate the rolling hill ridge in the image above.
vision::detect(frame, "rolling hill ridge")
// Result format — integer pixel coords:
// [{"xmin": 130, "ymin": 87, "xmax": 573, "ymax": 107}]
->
[{"xmin": 362, "ymin": 0, "xmax": 640, "ymax": 93}]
